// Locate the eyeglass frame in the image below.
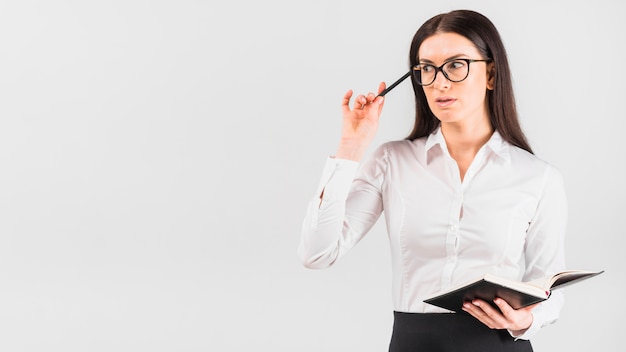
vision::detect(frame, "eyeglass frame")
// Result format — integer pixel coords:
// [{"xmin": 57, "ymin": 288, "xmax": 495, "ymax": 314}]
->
[{"xmin": 412, "ymin": 58, "xmax": 492, "ymax": 86}]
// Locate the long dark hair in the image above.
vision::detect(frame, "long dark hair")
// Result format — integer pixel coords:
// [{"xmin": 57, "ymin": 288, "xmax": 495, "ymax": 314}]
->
[{"xmin": 406, "ymin": 10, "xmax": 533, "ymax": 154}]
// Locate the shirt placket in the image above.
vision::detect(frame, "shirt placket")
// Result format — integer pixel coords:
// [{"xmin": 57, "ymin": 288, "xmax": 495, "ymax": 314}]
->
[
  {"xmin": 441, "ymin": 185, "xmax": 463, "ymax": 289},
  {"xmin": 440, "ymin": 149, "xmax": 485, "ymax": 289}
]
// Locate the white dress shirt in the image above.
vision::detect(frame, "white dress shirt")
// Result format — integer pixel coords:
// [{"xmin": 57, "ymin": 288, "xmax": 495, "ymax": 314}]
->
[{"xmin": 298, "ymin": 127, "xmax": 567, "ymax": 340}]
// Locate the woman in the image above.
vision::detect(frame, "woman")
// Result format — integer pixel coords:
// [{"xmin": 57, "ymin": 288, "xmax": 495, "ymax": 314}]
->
[{"xmin": 298, "ymin": 9, "xmax": 566, "ymax": 352}]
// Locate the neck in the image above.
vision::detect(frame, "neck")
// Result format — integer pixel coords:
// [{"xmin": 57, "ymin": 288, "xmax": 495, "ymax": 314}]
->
[{"xmin": 441, "ymin": 120, "xmax": 494, "ymax": 160}]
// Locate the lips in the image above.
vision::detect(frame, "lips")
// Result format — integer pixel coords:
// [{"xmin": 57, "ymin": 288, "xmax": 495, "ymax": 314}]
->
[{"xmin": 435, "ymin": 96, "xmax": 456, "ymax": 107}]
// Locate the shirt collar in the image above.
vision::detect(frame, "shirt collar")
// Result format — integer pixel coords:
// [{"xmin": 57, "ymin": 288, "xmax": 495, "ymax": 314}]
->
[
  {"xmin": 484, "ymin": 129, "xmax": 511, "ymax": 163},
  {"xmin": 424, "ymin": 126, "xmax": 446, "ymax": 156},
  {"xmin": 424, "ymin": 126, "xmax": 511, "ymax": 164}
]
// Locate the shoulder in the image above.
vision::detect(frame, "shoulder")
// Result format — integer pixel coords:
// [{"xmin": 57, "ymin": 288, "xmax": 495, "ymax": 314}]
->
[
  {"xmin": 508, "ymin": 145, "xmax": 555, "ymax": 168},
  {"xmin": 381, "ymin": 139, "xmax": 414, "ymax": 152},
  {"xmin": 374, "ymin": 138, "xmax": 425, "ymax": 158},
  {"xmin": 507, "ymin": 145, "xmax": 565, "ymax": 186},
  {"xmin": 359, "ymin": 139, "xmax": 420, "ymax": 176}
]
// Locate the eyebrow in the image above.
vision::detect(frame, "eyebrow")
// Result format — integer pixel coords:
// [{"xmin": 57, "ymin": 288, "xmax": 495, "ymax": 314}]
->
[{"xmin": 419, "ymin": 54, "xmax": 468, "ymax": 64}]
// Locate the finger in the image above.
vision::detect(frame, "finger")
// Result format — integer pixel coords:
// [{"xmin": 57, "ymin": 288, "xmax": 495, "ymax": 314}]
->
[
  {"xmin": 474, "ymin": 299, "xmax": 504, "ymax": 320},
  {"xmin": 462, "ymin": 301, "xmax": 480, "ymax": 316},
  {"xmin": 494, "ymin": 298, "xmax": 535, "ymax": 332},
  {"xmin": 494, "ymin": 298, "xmax": 537, "ymax": 320},
  {"xmin": 373, "ymin": 82, "xmax": 387, "ymax": 114},
  {"xmin": 462, "ymin": 301, "xmax": 495, "ymax": 328},
  {"xmin": 481, "ymin": 300, "xmax": 515, "ymax": 330},
  {"xmin": 362, "ymin": 91, "xmax": 383, "ymax": 111},
  {"xmin": 377, "ymin": 81, "xmax": 387, "ymax": 95},
  {"xmin": 493, "ymin": 298, "xmax": 514, "ymax": 317},
  {"xmin": 355, "ymin": 95, "xmax": 367, "ymax": 110},
  {"xmin": 375, "ymin": 95, "xmax": 385, "ymax": 113},
  {"xmin": 341, "ymin": 90, "xmax": 353, "ymax": 114},
  {"xmin": 471, "ymin": 299, "xmax": 507, "ymax": 329},
  {"xmin": 462, "ymin": 300, "xmax": 489, "ymax": 318}
]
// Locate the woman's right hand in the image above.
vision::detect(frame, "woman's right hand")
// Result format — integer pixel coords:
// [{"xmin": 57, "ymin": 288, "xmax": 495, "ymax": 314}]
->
[{"xmin": 335, "ymin": 82, "xmax": 386, "ymax": 161}]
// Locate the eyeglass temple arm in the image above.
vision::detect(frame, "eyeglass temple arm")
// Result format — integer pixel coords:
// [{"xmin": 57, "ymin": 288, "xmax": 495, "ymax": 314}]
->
[{"xmin": 377, "ymin": 71, "xmax": 411, "ymax": 97}]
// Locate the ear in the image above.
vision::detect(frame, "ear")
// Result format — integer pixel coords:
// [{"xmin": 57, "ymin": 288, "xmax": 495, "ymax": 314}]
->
[{"xmin": 486, "ymin": 62, "xmax": 495, "ymax": 90}]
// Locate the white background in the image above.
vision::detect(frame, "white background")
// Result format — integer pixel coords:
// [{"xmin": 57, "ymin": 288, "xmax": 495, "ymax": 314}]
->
[{"xmin": 0, "ymin": 0, "xmax": 624, "ymax": 351}]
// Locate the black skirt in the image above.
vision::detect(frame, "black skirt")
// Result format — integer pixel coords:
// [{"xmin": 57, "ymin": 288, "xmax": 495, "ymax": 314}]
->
[{"xmin": 389, "ymin": 312, "xmax": 533, "ymax": 352}]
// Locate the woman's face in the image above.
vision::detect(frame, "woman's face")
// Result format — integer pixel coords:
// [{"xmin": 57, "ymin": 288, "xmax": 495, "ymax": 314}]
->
[{"xmin": 417, "ymin": 32, "xmax": 494, "ymax": 126}]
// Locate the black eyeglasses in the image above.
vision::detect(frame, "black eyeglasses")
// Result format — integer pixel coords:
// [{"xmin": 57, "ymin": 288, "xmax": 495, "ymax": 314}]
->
[{"xmin": 412, "ymin": 58, "xmax": 491, "ymax": 86}]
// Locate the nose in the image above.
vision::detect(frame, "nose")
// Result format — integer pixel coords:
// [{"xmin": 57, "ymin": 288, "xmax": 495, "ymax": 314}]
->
[{"xmin": 432, "ymin": 69, "xmax": 450, "ymax": 90}]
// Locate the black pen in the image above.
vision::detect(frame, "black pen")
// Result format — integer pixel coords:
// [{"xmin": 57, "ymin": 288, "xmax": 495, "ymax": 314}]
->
[{"xmin": 377, "ymin": 71, "xmax": 411, "ymax": 97}]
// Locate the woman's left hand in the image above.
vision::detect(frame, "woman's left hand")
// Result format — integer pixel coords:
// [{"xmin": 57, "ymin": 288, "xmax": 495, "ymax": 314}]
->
[{"xmin": 462, "ymin": 298, "xmax": 538, "ymax": 336}]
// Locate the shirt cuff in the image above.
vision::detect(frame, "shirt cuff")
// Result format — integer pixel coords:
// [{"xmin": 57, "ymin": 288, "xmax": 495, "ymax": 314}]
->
[
  {"xmin": 508, "ymin": 312, "xmax": 541, "ymax": 340},
  {"xmin": 507, "ymin": 297, "xmax": 560, "ymax": 340},
  {"xmin": 315, "ymin": 156, "xmax": 359, "ymax": 202}
]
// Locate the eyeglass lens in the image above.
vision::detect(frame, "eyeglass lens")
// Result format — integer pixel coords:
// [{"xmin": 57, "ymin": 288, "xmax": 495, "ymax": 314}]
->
[{"xmin": 414, "ymin": 60, "xmax": 470, "ymax": 86}]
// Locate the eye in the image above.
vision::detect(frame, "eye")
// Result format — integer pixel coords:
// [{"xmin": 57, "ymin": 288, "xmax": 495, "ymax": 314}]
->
[
  {"xmin": 420, "ymin": 64, "xmax": 435, "ymax": 73},
  {"xmin": 446, "ymin": 60, "xmax": 467, "ymax": 71}
]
